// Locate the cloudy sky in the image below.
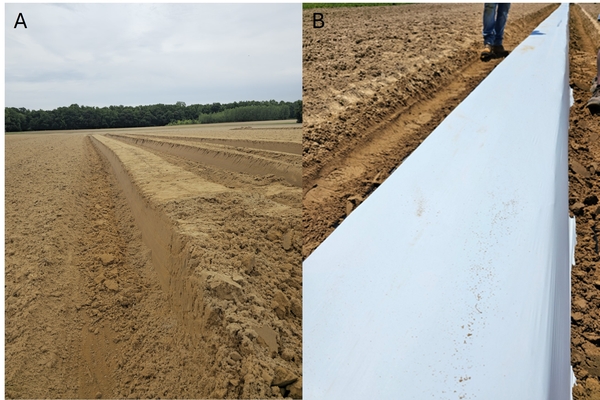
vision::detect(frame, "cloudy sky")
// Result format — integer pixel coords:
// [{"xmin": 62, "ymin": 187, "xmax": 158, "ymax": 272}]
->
[{"xmin": 5, "ymin": 3, "xmax": 301, "ymax": 110}]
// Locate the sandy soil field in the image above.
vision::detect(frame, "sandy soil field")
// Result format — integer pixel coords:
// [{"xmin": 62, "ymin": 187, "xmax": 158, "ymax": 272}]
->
[
  {"xmin": 303, "ymin": 3, "xmax": 600, "ymax": 398},
  {"xmin": 569, "ymin": 4, "xmax": 600, "ymax": 399},
  {"xmin": 5, "ymin": 120, "xmax": 302, "ymax": 399}
]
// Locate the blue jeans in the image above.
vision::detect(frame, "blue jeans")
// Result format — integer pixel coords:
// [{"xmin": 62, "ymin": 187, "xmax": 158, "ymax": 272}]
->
[{"xmin": 483, "ymin": 3, "xmax": 511, "ymax": 46}]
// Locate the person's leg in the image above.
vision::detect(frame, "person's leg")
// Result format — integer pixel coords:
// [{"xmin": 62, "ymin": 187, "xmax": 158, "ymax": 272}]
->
[
  {"xmin": 493, "ymin": 3, "xmax": 511, "ymax": 46},
  {"xmin": 481, "ymin": 3, "xmax": 497, "ymax": 61},
  {"xmin": 482, "ymin": 3, "xmax": 497, "ymax": 45}
]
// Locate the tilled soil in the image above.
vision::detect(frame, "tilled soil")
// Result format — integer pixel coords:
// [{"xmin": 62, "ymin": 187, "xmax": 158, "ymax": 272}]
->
[
  {"xmin": 5, "ymin": 122, "xmax": 302, "ymax": 399},
  {"xmin": 303, "ymin": 2, "xmax": 600, "ymax": 398},
  {"xmin": 303, "ymin": 3, "xmax": 558, "ymax": 258},
  {"xmin": 569, "ymin": 4, "xmax": 600, "ymax": 399}
]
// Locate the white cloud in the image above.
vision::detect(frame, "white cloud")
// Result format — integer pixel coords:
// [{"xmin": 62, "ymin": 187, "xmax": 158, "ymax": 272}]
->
[{"xmin": 5, "ymin": 3, "xmax": 301, "ymax": 110}]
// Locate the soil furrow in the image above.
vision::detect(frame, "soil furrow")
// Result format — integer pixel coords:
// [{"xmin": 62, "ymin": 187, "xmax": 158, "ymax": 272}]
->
[
  {"xmin": 119, "ymin": 135, "xmax": 300, "ymax": 164},
  {"xmin": 118, "ymin": 133, "xmax": 302, "ymax": 155},
  {"xmin": 108, "ymin": 134, "xmax": 302, "ymax": 187},
  {"xmin": 91, "ymin": 133, "xmax": 302, "ymax": 398},
  {"xmin": 112, "ymin": 136, "xmax": 302, "ymax": 210}
]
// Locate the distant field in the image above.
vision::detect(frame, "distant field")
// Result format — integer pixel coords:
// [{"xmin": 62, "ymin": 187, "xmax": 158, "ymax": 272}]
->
[
  {"xmin": 7, "ymin": 119, "xmax": 300, "ymax": 136},
  {"xmin": 303, "ymin": 3, "xmax": 406, "ymax": 10}
]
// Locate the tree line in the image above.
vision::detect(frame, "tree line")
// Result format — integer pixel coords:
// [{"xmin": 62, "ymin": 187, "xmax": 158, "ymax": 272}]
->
[
  {"xmin": 5, "ymin": 100, "xmax": 302, "ymax": 132},
  {"xmin": 170, "ymin": 103, "xmax": 302, "ymax": 125}
]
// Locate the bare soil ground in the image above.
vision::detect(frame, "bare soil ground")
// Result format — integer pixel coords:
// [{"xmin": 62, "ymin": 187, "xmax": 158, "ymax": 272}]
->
[
  {"xmin": 569, "ymin": 4, "xmax": 600, "ymax": 399},
  {"xmin": 303, "ymin": 3, "xmax": 600, "ymax": 398},
  {"xmin": 303, "ymin": 3, "xmax": 558, "ymax": 258},
  {"xmin": 5, "ymin": 120, "xmax": 302, "ymax": 399}
]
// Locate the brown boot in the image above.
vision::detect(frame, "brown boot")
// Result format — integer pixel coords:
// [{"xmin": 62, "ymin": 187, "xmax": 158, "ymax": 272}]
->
[
  {"xmin": 492, "ymin": 45, "xmax": 509, "ymax": 58},
  {"xmin": 480, "ymin": 44, "xmax": 493, "ymax": 61}
]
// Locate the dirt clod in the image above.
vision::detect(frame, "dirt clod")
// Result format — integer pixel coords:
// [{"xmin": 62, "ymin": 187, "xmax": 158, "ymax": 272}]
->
[
  {"xmin": 255, "ymin": 325, "xmax": 279, "ymax": 355},
  {"xmin": 99, "ymin": 254, "xmax": 115, "ymax": 266},
  {"xmin": 572, "ymin": 159, "xmax": 592, "ymax": 178},
  {"xmin": 272, "ymin": 366, "xmax": 298, "ymax": 387},
  {"xmin": 242, "ymin": 254, "xmax": 256, "ymax": 275},
  {"xmin": 272, "ymin": 290, "xmax": 291, "ymax": 319},
  {"xmin": 282, "ymin": 230, "xmax": 293, "ymax": 251},
  {"xmin": 103, "ymin": 279, "xmax": 118, "ymax": 291},
  {"xmin": 572, "ymin": 202, "xmax": 587, "ymax": 216},
  {"xmin": 287, "ymin": 377, "xmax": 302, "ymax": 399}
]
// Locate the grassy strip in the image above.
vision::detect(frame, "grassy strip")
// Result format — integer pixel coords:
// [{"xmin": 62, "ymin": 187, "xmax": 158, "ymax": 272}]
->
[{"xmin": 303, "ymin": 3, "xmax": 407, "ymax": 10}]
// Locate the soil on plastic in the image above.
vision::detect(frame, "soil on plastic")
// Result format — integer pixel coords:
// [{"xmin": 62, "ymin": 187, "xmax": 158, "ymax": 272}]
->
[
  {"xmin": 5, "ymin": 121, "xmax": 302, "ymax": 399},
  {"xmin": 569, "ymin": 4, "xmax": 600, "ymax": 399},
  {"xmin": 303, "ymin": 3, "xmax": 558, "ymax": 258}
]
